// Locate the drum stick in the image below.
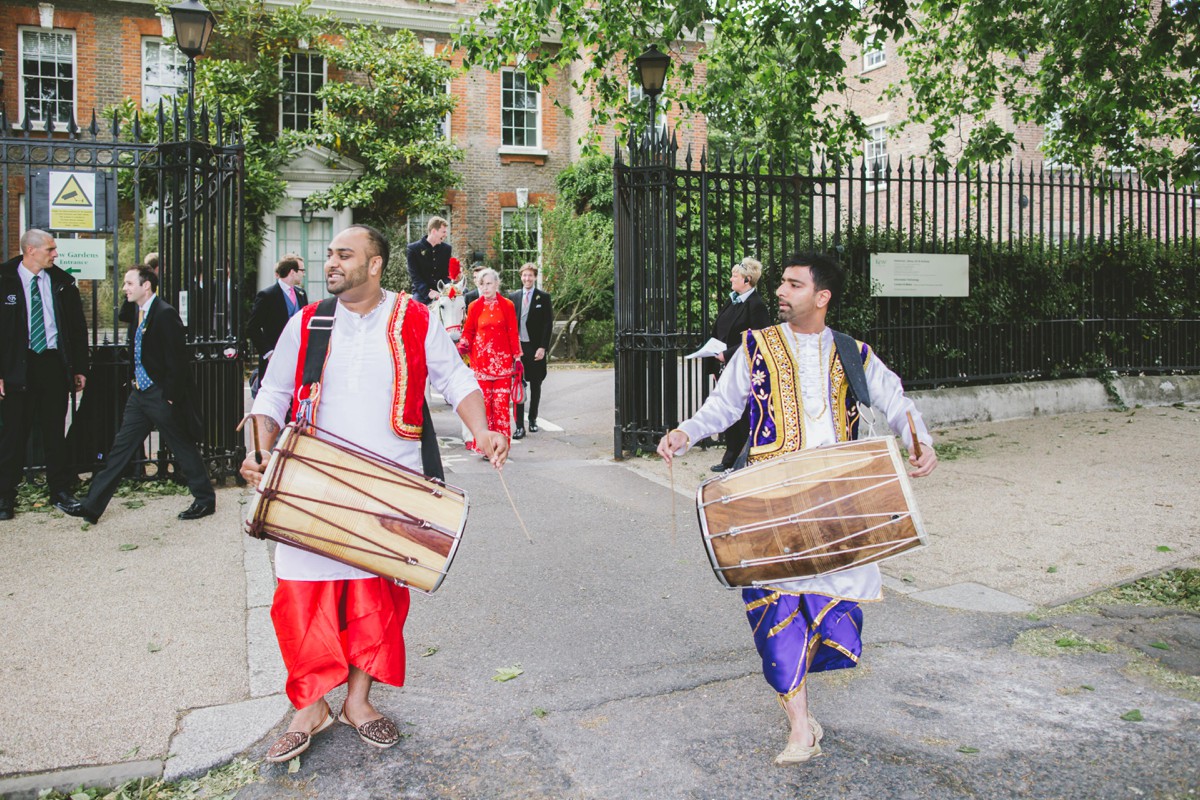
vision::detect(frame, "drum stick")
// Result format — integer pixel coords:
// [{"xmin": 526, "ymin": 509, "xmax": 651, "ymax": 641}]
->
[
  {"xmin": 669, "ymin": 459, "xmax": 677, "ymax": 546},
  {"xmin": 906, "ymin": 412, "xmax": 923, "ymax": 460},
  {"xmin": 496, "ymin": 469, "xmax": 534, "ymax": 545},
  {"xmin": 236, "ymin": 414, "xmax": 263, "ymax": 465}
]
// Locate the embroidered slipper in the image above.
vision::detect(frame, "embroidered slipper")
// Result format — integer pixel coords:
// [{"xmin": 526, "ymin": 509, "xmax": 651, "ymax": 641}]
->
[
  {"xmin": 265, "ymin": 705, "xmax": 335, "ymax": 763},
  {"xmin": 808, "ymin": 714, "xmax": 824, "ymax": 743},
  {"xmin": 339, "ymin": 707, "xmax": 401, "ymax": 749},
  {"xmin": 774, "ymin": 738, "xmax": 823, "ymax": 766}
]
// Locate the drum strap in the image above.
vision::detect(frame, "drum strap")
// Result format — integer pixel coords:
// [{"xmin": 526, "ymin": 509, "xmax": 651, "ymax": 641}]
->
[
  {"xmin": 831, "ymin": 329, "xmax": 871, "ymax": 408},
  {"xmin": 299, "ymin": 297, "xmax": 445, "ymax": 482}
]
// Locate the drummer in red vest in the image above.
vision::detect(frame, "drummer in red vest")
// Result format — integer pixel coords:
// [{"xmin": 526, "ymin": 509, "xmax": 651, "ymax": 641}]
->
[
  {"xmin": 658, "ymin": 252, "xmax": 937, "ymax": 765},
  {"xmin": 240, "ymin": 224, "xmax": 508, "ymax": 763}
]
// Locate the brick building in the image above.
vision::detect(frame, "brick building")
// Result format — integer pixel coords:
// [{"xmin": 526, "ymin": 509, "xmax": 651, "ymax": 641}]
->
[{"xmin": 0, "ymin": 0, "xmax": 707, "ymax": 297}]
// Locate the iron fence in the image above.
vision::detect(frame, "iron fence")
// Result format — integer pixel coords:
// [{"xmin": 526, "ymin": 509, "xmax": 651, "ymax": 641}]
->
[
  {"xmin": 614, "ymin": 135, "xmax": 1200, "ymax": 456},
  {"xmin": 1, "ymin": 100, "xmax": 247, "ymax": 482}
]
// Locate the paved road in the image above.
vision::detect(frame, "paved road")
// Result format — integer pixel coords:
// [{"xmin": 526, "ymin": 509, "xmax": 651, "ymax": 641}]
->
[{"xmin": 2, "ymin": 369, "xmax": 1196, "ymax": 799}]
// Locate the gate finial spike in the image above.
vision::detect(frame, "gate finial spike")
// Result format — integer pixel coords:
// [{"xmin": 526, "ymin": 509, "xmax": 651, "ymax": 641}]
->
[
  {"xmin": 89, "ymin": 109, "xmax": 99, "ymax": 139},
  {"xmin": 67, "ymin": 110, "xmax": 79, "ymax": 137}
]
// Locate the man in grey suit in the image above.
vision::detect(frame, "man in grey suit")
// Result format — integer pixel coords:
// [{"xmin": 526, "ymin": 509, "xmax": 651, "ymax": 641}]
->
[{"xmin": 508, "ymin": 263, "xmax": 553, "ymax": 439}]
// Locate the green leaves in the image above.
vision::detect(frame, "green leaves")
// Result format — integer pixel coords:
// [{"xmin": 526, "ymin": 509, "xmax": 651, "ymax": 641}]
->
[
  {"xmin": 1119, "ymin": 709, "xmax": 1144, "ymax": 722},
  {"xmin": 492, "ymin": 665, "xmax": 525, "ymax": 682}
]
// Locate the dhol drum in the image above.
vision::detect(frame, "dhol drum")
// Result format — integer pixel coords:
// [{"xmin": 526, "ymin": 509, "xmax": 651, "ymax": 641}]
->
[
  {"xmin": 246, "ymin": 425, "xmax": 468, "ymax": 593},
  {"xmin": 697, "ymin": 437, "xmax": 927, "ymax": 588}
]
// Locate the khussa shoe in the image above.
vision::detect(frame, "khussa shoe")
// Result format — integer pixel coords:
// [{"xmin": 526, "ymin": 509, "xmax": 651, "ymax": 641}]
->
[
  {"xmin": 774, "ymin": 717, "xmax": 825, "ymax": 765},
  {"xmin": 265, "ymin": 705, "xmax": 336, "ymax": 763},
  {"xmin": 339, "ymin": 707, "xmax": 401, "ymax": 749}
]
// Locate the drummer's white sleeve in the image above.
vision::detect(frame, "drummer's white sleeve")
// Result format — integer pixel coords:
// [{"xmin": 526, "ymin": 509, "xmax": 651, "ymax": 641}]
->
[
  {"xmin": 250, "ymin": 311, "xmax": 304, "ymax": 428},
  {"xmin": 864, "ymin": 351, "xmax": 933, "ymax": 449},
  {"xmin": 676, "ymin": 348, "xmax": 752, "ymax": 454},
  {"xmin": 425, "ymin": 321, "xmax": 480, "ymax": 410}
]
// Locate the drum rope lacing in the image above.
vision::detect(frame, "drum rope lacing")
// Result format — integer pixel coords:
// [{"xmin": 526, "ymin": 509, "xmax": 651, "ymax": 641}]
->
[{"xmin": 703, "ymin": 450, "xmax": 894, "ymax": 508}]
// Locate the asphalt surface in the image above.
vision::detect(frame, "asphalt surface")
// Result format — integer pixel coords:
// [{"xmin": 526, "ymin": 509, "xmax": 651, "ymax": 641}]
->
[{"xmin": 1, "ymin": 368, "xmax": 1197, "ymax": 799}]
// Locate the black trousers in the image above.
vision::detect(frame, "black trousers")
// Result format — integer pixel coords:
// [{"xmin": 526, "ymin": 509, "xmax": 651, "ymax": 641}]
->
[
  {"xmin": 83, "ymin": 384, "xmax": 214, "ymax": 516},
  {"xmin": 514, "ymin": 340, "xmax": 547, "ymax": 428},
  {"xmin": 721, "ymin": 406, "xmax": 751, "ymax": 468},
  {"xmin": 0, "ymin": 350, "xmax": 72, "ymax": 500}
]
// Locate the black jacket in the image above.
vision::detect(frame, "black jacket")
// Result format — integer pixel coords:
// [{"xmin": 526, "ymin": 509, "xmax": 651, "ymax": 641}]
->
[
  {"xmin": 711, "ymin": 289, "xmax": 771, "ymax": 367},
  {"xmin": 246, "ymin": 282, "xmax": 307, "ymax": 376},
  {"xmin": 131, "ymin": 295, "xmax": 202, "ymax": 439},
  {"xmin": 0, "ymin": 255, "xmax": 89, "ymax": 390},
  {"xmin": 508, "ymin": 287, "xmax": 553, "ymax": 351},
  {"xmin": 406, "ymin": 237, "xmax": 452, "ymax": 304}
]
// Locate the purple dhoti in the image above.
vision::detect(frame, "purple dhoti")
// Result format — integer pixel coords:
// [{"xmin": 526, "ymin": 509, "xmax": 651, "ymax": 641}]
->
[{"xmin": 743, "ymin": 588, "xmax": 863, "ymax": 700}]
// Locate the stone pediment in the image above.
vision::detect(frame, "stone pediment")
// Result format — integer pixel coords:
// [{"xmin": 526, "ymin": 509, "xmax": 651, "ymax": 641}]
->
[{"xmin": 281, "ymin": 145, "xmax": 364, "ymax": 185}]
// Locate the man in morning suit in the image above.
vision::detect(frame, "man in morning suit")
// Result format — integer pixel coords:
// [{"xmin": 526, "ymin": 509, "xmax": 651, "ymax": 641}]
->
[
  {"xmin": 0, "ymin": 229, "xmax": 90, "ymax": 520},
  {"xmin": 707, "ymin": 256, "xmax": 771, "ymax": 472},
  {"xmin": 509, "ymin": 263, "xmax": 553, "ymax": 439},
  {"xmin": 247, "ymin": 254, "xmax": 308, "ymax": 384},
  {"xmin": 65, "ymin": 267, "xmax": 216, "ymax": 524},
  {"xmin": 405, "ymin": 216, "xmax": 451, "ymax": 304}
]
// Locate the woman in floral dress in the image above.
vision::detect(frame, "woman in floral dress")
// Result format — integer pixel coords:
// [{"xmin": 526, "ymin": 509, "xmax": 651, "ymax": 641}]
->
[{"xmin": 457, "ymin": 268, "xmax": 521, "ymax": 452}]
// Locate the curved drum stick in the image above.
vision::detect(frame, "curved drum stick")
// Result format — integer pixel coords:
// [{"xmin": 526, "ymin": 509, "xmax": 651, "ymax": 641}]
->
[{"xmin": 906, "ymin": 411, "xmax": 923, "ymax": 460}]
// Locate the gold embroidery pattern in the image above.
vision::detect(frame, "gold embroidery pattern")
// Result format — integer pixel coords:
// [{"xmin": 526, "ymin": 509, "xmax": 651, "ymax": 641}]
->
[{"xmin": 748, "ymin": 326, "xmax": 802, "ymax": 464}]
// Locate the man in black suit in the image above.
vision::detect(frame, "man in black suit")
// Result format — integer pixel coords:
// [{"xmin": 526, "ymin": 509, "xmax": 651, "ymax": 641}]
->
[
  {"xmin": 0, "ymin": 229, "xmax": 90, "ymax": 519},
  {"xmin": 66, "ymin": 267, "xmax": 215, "ymax": 524},
  {"xmin": 247, "ymin": 254, "xmax": 307, "ymax": 385},
  {"xmin": 405, "ymin": 216, "xmax": 451, "ymax": 305},
  {"xmin": 509, "ymin": 263, "xmax": 553, "ymax": 439},
  {"xmin": 707, "ymin": 256, "xmax": 772, "ymax": 472}
]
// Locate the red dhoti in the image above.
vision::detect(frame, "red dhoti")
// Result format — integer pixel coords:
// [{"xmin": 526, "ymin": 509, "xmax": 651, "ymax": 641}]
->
[
  {"xmin": 271, "ymin": 577, "xmax": 411, "ymax": 709},
  {"xmin": 477, "ymin": 376, "xmax": 513, "ymax": 440}
]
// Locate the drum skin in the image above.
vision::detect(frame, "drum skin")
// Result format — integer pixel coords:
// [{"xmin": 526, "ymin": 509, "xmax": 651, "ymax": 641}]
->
[
  {"xmin": 697, "ymin": 438, "xmax": 927, "ymax": 588},
  {"xmin": 246, "ymin": 426, "xmax": 468, "ymax": 593}
]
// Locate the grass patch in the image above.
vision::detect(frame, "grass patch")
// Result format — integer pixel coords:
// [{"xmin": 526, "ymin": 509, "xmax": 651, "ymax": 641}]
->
[
  {"xmin": 1014, "ymin": 627, "xmax": 1113, "ymax": 657},
  {"xmin": 16, "ymin": 475, "xmax": 190, "ymax": 514},
  {"xmin": 37, "ymin": 758, "xmax": 260, "ymax": 799},
  {"xmin": 1122, "ymin": 651, "xmax": 1200, "ymax": 703},
  {"xmin": 1053, "ymin": 569, "xmax": 1200, "ymax": 615},
  {"xmin": 933, "ymin": 439, "xmax": 978, "ymax": 461}
]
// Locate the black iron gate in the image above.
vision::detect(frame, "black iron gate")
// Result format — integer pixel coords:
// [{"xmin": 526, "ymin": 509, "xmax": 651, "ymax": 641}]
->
[
  {"xmin": 1, "ymin": 100, "xmax": 246, "ymax": 481},
  {"xmin": 614, "ymin": 135, "xmax": 1199, "ymax": 458}
]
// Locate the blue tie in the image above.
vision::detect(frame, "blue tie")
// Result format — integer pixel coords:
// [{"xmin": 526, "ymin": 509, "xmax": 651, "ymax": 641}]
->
[{"xmin": 134, "ymin": 309, "xmax": 153, "ymax": 390}]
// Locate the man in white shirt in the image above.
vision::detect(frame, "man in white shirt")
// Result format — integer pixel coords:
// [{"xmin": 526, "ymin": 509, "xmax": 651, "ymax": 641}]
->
[
  {"xmin": 241, "ymin": 225, "xmax": 507, "ymax": 764},
  {"xmin": 658, "ymin": 253, "xmax": 937, "ymax": 766}
]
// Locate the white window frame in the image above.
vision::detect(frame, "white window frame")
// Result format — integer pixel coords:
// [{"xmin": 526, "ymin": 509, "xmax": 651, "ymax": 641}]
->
[
  {"xmin": 499, "ymin": 68, "xmax": 544, "ymax": 153},
  {"xmin": 862, "ymin": 30, "xmax": 886, "ymax": 72},
  {"xmin": 18, "ymin": 27, "xmax": 77, "ymax": 128},
  {"xmin": 628, "ymin": 81, "xmax": 668, "ymax": 137},
  {"xmin": 441, "ymin": 78, "xmax": 453, "ymax": 142},
  {"xmin": 407, "ymin": 208, "xmax": 452, "ymax": 244},
  {"xmin": 500, "ymin": 207, "xmax": 542, "ymax": 283},
  {"xmin": 279, "ymin": 52, "xmax": 327, "ymax": 132},
  {"xmin": 141, "ymin": 37, "xmax": 188, "ymax": 109},
  {"xmin": 865, "ymin": 121, "xmax": 889, "ymax": 191}
]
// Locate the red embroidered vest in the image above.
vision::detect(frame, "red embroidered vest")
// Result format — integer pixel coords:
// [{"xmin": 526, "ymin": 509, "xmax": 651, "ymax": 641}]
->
[{"xmin": 290, "ymin": 293, "xmax": 430, "ymax": 440}]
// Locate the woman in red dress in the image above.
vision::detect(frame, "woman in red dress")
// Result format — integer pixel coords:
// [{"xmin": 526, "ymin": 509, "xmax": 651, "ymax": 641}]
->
[{"xmin": 458, "ymin": 268, "xmax": 521, "ymax": 451}]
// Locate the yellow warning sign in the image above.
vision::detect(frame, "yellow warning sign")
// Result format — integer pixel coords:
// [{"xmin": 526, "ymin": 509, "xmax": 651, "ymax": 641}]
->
[
  {"xmin": 53, "ymin": 175, "xmax": 92, "ymax": 206},
  {"xmin": 49, "ymin": 171, "xmax": 96, "ymax": 231}
]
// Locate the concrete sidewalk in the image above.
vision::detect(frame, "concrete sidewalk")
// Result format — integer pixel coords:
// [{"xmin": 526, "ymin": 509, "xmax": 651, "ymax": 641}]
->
[{"xmin": 0, "ymin": 369, "xmax": 1197, "ymax": 798}]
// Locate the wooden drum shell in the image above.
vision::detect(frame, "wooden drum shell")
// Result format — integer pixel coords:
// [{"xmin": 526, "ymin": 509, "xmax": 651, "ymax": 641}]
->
[
  {"xmin": 697, "ymin": 437, "xmax": 927, "ymax": 588},
  {"xmin": 246, "ymin": 426, "xmax": 468, "ymax": 594}
]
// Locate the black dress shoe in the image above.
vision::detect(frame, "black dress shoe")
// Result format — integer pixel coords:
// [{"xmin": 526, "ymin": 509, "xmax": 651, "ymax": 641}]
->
[
  {"xmin": 51, "ymin": 492, "xmax": 85, "ymax": 515},
  {"xmin": 528, "ymin": 421, "xmax": 539, "ymax": 432},
  {"xmin": 178, "ymin": 500, "xmax": 216, "ymax": 520},
  {"xmin": 60, "ymin": 498, "xmax": 100, "ymax": 525},
  {"xmin": 0, "ymin": 499, "xmax": 13, "ymax": 521},
  {"xmin": 512, "ymin": 427, "xmax": 526, "ymax": 440},
  {"xmin": 711, "ymin": 463, "xmax": 730, "ymax": 473}
]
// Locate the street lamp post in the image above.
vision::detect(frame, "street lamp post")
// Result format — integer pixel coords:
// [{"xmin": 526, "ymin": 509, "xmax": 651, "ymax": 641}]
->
[
  {"xmin": 634, "ymin": 45, "xmax": 670, "ymax": 147},
  {"xmin": 168, "ymin": 0, "xmax": 216, "ymax": 139}
]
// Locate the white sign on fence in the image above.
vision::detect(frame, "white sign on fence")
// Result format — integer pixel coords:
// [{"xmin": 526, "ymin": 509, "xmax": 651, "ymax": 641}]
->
[
  {"xmin": 54, "ymin": 238, "xmax": 108, "ymax": 280},
  {"xmin": 871, "ymin": 252, "xmax": 970, "ymax": 297}
]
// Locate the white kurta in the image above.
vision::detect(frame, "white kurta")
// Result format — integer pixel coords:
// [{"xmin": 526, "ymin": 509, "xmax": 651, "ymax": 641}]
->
[
  {"xmin": 677, "ymin": 326, "xmax": 932, "ymax": 600},
  {"xmin": 252, "ymin": 291, "xmax": 480, "ymax": 581}
]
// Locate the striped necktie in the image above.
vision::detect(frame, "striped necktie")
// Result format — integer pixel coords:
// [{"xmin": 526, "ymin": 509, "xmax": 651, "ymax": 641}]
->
[{"xmin": 29, "ymin": 274, "xmax": 48, "ymax": 353}]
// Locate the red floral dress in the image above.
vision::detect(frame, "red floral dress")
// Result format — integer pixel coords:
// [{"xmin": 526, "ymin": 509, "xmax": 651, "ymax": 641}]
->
[{"xmin": 458, "ymin": 295, "xmax": 521, "ymax": 444}]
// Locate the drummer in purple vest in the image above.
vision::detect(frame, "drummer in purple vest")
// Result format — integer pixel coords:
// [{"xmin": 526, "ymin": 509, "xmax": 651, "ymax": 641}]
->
[{"xmin": 657, "ymin": 252, "xmax": 938, "ymax": 765}]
